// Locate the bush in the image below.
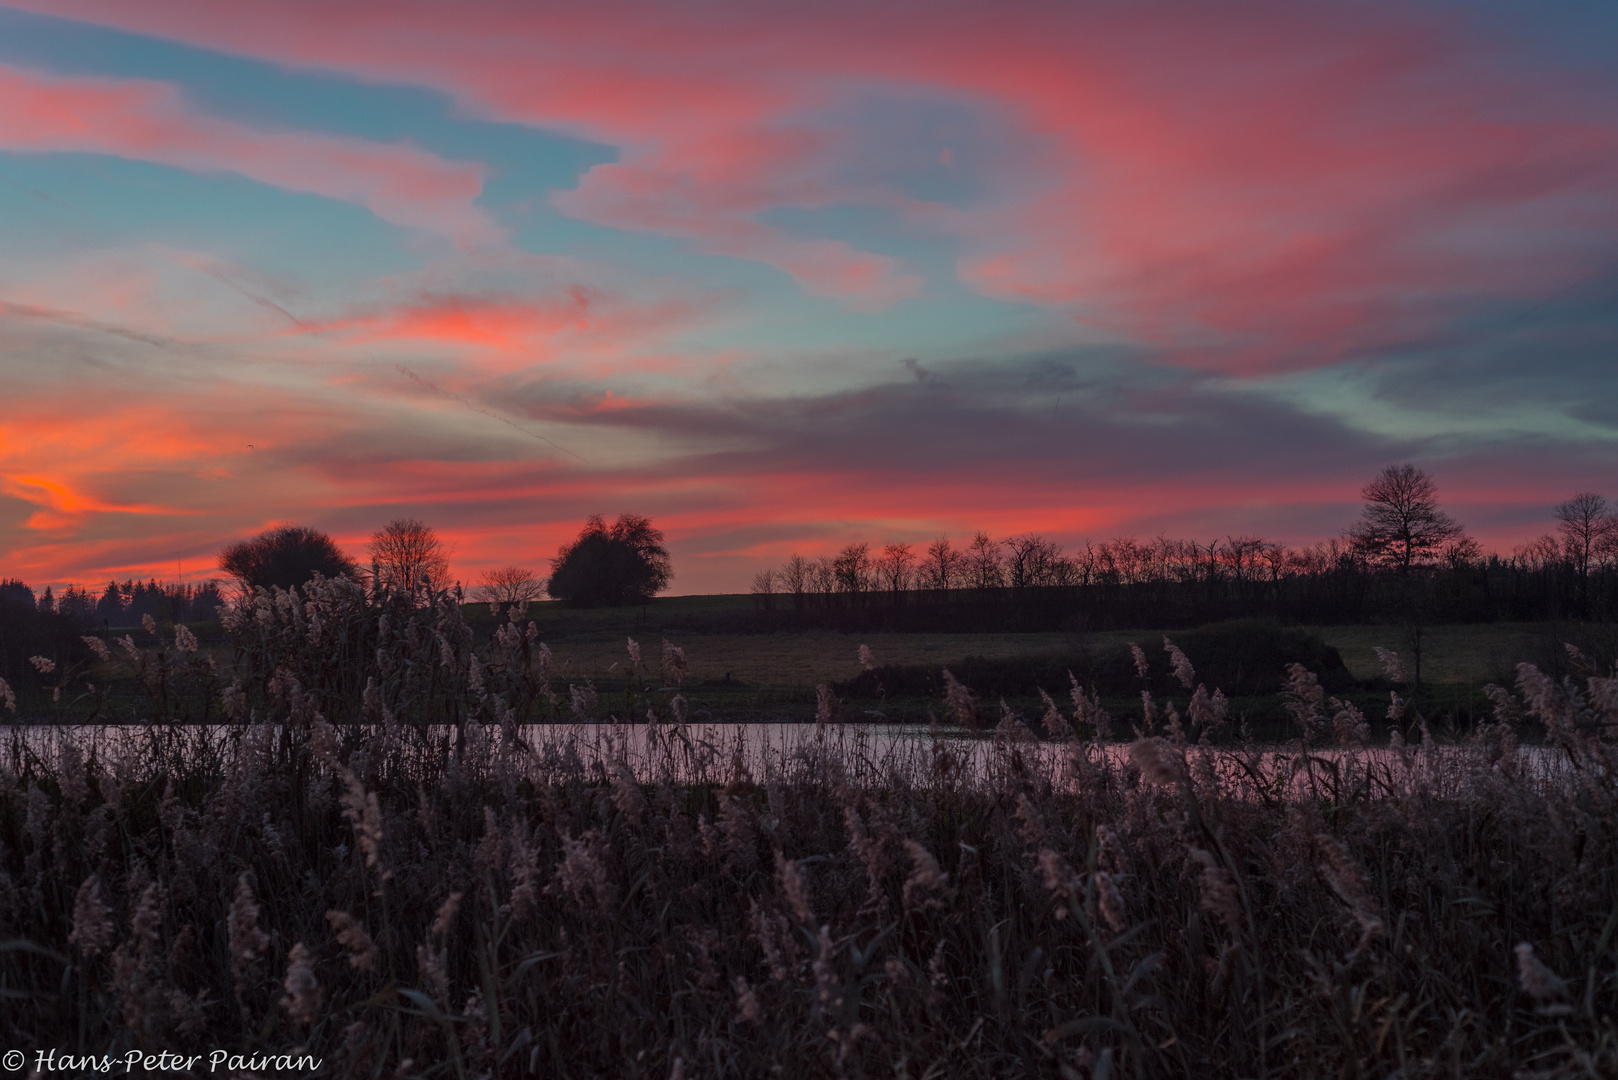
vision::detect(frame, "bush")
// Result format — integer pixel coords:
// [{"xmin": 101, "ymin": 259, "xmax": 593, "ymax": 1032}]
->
[
  {"xmin": 547, "ymin": 513, "xmax": 672, "ymax": 607},
  {"xmin": 219, "ymin": 525, "xmax": 358, "ymax": 591}
]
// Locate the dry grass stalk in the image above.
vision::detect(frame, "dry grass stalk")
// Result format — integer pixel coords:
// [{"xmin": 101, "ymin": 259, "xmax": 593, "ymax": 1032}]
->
[{"xmin": 2, "ymin": 621, "xmax": 1616, "ymax": 1078}]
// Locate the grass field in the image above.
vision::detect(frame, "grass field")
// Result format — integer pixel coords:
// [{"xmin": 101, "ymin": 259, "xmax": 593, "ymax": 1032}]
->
[
  {"xmin": 26, "ymin": 592, "xmax": 1590, "ymax": 731},
  {"xmin": 450, "ymin": 597, "xmax": 1559, "ymax": 731},
  {"xmin": 469, "ymin": 594, "xmax": 1546, "ymax": 689},
  {"xmin": 521, "ymin": 623, "xmax": 1537, "ymax": 692}
]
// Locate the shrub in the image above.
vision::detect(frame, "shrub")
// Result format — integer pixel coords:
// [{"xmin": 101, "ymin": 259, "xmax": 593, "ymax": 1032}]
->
[
  {"xmin": 547, "ymin": 513, "xmax": 672, "ymax": 607},
  {"xmin": 219, "ymin": 525, "xmax": 358, "ymax": 592}
]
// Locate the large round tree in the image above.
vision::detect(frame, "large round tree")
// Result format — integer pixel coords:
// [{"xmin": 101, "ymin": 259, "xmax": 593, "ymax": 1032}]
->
[
  {"xmin": 219, "ymin": 525, "xmax": 358, "ymax": 591},
  {"xmin": 547, "ymin": 514, "xmax": 672, "ymax": 607}
]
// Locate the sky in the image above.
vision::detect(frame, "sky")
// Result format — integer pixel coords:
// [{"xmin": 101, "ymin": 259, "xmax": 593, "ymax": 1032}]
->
[{"xmin": 1, "ymin": 0, "xmax": 1616, "ymax": 595}]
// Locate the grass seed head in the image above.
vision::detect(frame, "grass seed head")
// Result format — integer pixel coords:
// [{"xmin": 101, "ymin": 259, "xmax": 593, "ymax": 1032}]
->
[
  {"xmin": 816, "ymin": 683, "xmax": 837, "ymax": 727},
  {"xmin": 281, "ymin": 942, "xmax": 322, "ymax": 1026},
  {"xmin": 1189, "ymin": 847, "xmax": 1244, "ymax": 936},
  {"xmin": 902, "ymin": 840, "xmax": 950, "ymax": 911},
  {"xmin": 1164, "ymin": 636, "xmax": 1195, "ymax": 689},
  {"xmin": 326, "ymin": 910, "xmax": 376, "ymax": 971},
  {"xmin": 733, "ymin": 975, "xmax": 762, "ymax": 1024},
  {"xmin": 1515, "ymin": 942, "xmax": 1570, "ymax": 1000},
  {"xmin": 1039, "ymin": 688, "xmax": 1072, "ymax": 739},
  {"xmin": 777, "ymin": 853, "xmax": 815, "ymax": 924},
  {"xmin": 1373, "ymin": 647, "xmax": 1407, "ymax": 683},
  {"xmin": 69, "ymin": 874, "xmax": 115, "ymax": 958},
  {"xmin": 1130, "ymin": 736, "xmax": 1184, "ymax": 787},
  {"xmin": 228, "ymin": 872, "xmax": 270, "ymax": 973},
  {"xmin": 431, "ymin": 892, "xmax": 463, "ymax": 938},
  {"xmin": 941, "ymin": 668, "xmax": 977, "ymax": 728},
  {"xmin": 1095, "ymin": 870, "xmax": 1128, "ymax": 933}
]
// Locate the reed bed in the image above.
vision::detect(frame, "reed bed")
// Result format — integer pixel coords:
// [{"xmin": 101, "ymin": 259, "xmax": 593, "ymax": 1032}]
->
[{"xmin": 2, "ymin": 579, "xmax": 1615, "ymax": 1078}]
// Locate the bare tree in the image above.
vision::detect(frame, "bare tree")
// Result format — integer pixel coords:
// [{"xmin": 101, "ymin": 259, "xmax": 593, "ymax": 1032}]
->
[
  {"xmin": 833, "ymin": 543, "xmax": 872, "ymax": 595},
  {"xmin": 1348, "ymin": 464, "xmax": 1467, "ymax": 571},
  {"xmin": 1002, "ymin": 534, "xmax": 1061, "ymax": 588},
  {"xmin": 369, "ymin": 518, "xmax": 452, "ymax": 596},
  {"xmin": 1261, "ymin": 543, "xmax": 1287, "ymax": 583},
  {"xmin": 1222, "ymin": 536, "xmax": 1270, "ymax": 583},
  {"xmin": 780, "ymin": 554, "xmax": 810, "ymax": 610},
  {"xmin": 812, "ymin": 556, "xmax": 837, "ymax": 598},
  {"xmin": 922, "ymin": 537, "xmax": 964, "ymax": 593},
  {"xmin": 1100, "ymin": 536, "xmax": 1147, "ymax": 585},
  {"xmin": 475, "ymin": 566, "xmax": 543, "ymax": 607},
  {"xmin": 750, "ymin": 567, "xmax": 778, "ymax": 611},
  {"xmin": 1070, "ymin": 540, "xmax": 1098, "ymax": 587},
  {"xmin": 1442, "ymin": 536, "xmax": 1483, "ymax": 570},
  {"xmin": 877, "ymin": 542, "xmax": 916, "ymax": 596},
  {"xmin": 1513, "ymin": 534, "xmax": 1563, "ymax": 572},
  {"xmin": 1554, "ymin": 492, "xmax": 1616, "ymax": 585},
  {"xmin": 967, "ymin": 532, "xmax": 1002, "ymax": 590}
]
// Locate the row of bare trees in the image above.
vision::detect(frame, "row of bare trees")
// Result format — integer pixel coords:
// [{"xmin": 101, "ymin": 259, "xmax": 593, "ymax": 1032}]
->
[
  {"xmin": 749, "ymin": 472, "xmax": 1618, "ymax": 626},
  {"xmin": 751, "ymin": 532, "xmax": 1324, "ymax": 603}
]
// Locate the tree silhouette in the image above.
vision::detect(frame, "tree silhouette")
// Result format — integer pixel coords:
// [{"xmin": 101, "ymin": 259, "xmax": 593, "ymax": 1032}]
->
[
  {"xmin": 1554, "ymin": 492, "xmax": 1616, "ymax": 587},
  {"xmin": 547, "ymin": 514, "xmax": 672, "ymax": 607},
  {"xmin": 1348, "ymin": 464, "xmax": 1467, "ymax": 571},
  {"xmin": 967, "ymin": 532, "xmax": 1003, "ymax": 590},
  {"xmin": 219, "ymin": 525, "xmax": 357, "ymax": 592},
  {"xmin": 877, "ymin": 542, "xmax": 915, "ymax": 596},
  {"xmin": 369, "ymin": 518, "xmax": 451, "ymax": 597},
  {"xmin": 474, "ymin": 566, "xmax": 544, "ymax": 607},
  {"xmin": 922, "ymin": 537, "xmax": 964, "ymax": 593}
]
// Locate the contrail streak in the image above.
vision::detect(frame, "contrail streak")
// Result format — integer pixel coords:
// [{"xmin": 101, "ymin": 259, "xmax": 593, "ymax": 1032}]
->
[
  {"xmin": 396, "ymin": 365, "xmax": 588, "ymax": 463},
  {"xmin": 196, "ymin": 266, "xmax": 310, "ymax": 328}
]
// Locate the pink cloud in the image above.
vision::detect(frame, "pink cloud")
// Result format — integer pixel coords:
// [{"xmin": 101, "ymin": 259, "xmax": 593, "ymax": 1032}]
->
[
  {"xmin": 0, "ymin": 62, "xmax": 501, "ymax": 244},
  {"xmin": 16, "ymin": 1, "xmax": 1612, "ymax": 364},
  {"xmin": 302, "ymin": 287, "xmax": 714, "ymax": 373}
]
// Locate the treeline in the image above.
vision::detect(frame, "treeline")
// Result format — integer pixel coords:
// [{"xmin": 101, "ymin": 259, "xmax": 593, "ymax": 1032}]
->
[
  {"xmin": 0, "ymin": 578, "xmax": 224, "ymax": 692},
  {"xmin": 747, "ymin": 477, "xmax": 1618, "ymax": 631},
  {"xmin": 0, "ymin": 580, "xmax": 90, "ymax": 693},
  {"xmin": 61, "ymin": 578, "xmax": 225, "ymax": 626},
  {"xmin": 747, "ymin": 532, "xmax": 1618, "ymax": 631}
]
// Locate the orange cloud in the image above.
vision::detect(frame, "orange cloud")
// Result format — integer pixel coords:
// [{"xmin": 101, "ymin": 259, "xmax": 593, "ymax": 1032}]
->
[{"xmin": 0, "ymin": 474, "xmax": 181, "ymax": 532}]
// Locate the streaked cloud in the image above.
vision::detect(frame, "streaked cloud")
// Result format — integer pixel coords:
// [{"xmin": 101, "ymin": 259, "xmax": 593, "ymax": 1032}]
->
[
  {"xmin": 0, "ymin": 61, "xmax": 500, "ymax": 244},
  {"xmin": 0, "ymin": 1, "xmax": 1614, "ymax": 592}
]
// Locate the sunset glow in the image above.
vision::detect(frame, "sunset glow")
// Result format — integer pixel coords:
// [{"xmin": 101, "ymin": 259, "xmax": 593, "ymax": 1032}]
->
[{"xmin": 2, "ymin": 1, "xmax": 1615, "ymax": 592}]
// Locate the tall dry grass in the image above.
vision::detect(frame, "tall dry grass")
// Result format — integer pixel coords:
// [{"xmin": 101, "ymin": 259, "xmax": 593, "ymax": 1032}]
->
[{"xmin": 2, "ymin": 579, "xmax": 1616, "ymax": 1078}]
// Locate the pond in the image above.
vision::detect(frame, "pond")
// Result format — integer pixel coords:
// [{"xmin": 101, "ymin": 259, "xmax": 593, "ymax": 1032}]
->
[{"xmin": 1, "ymin": 720, "xmax": 1572, "ymax": 801}]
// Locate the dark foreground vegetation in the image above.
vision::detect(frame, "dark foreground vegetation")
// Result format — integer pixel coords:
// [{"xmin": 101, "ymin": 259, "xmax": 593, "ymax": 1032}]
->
[{"xmin": 2, "ymin": 575, "xmax": 1616, "ymax": 1077}]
